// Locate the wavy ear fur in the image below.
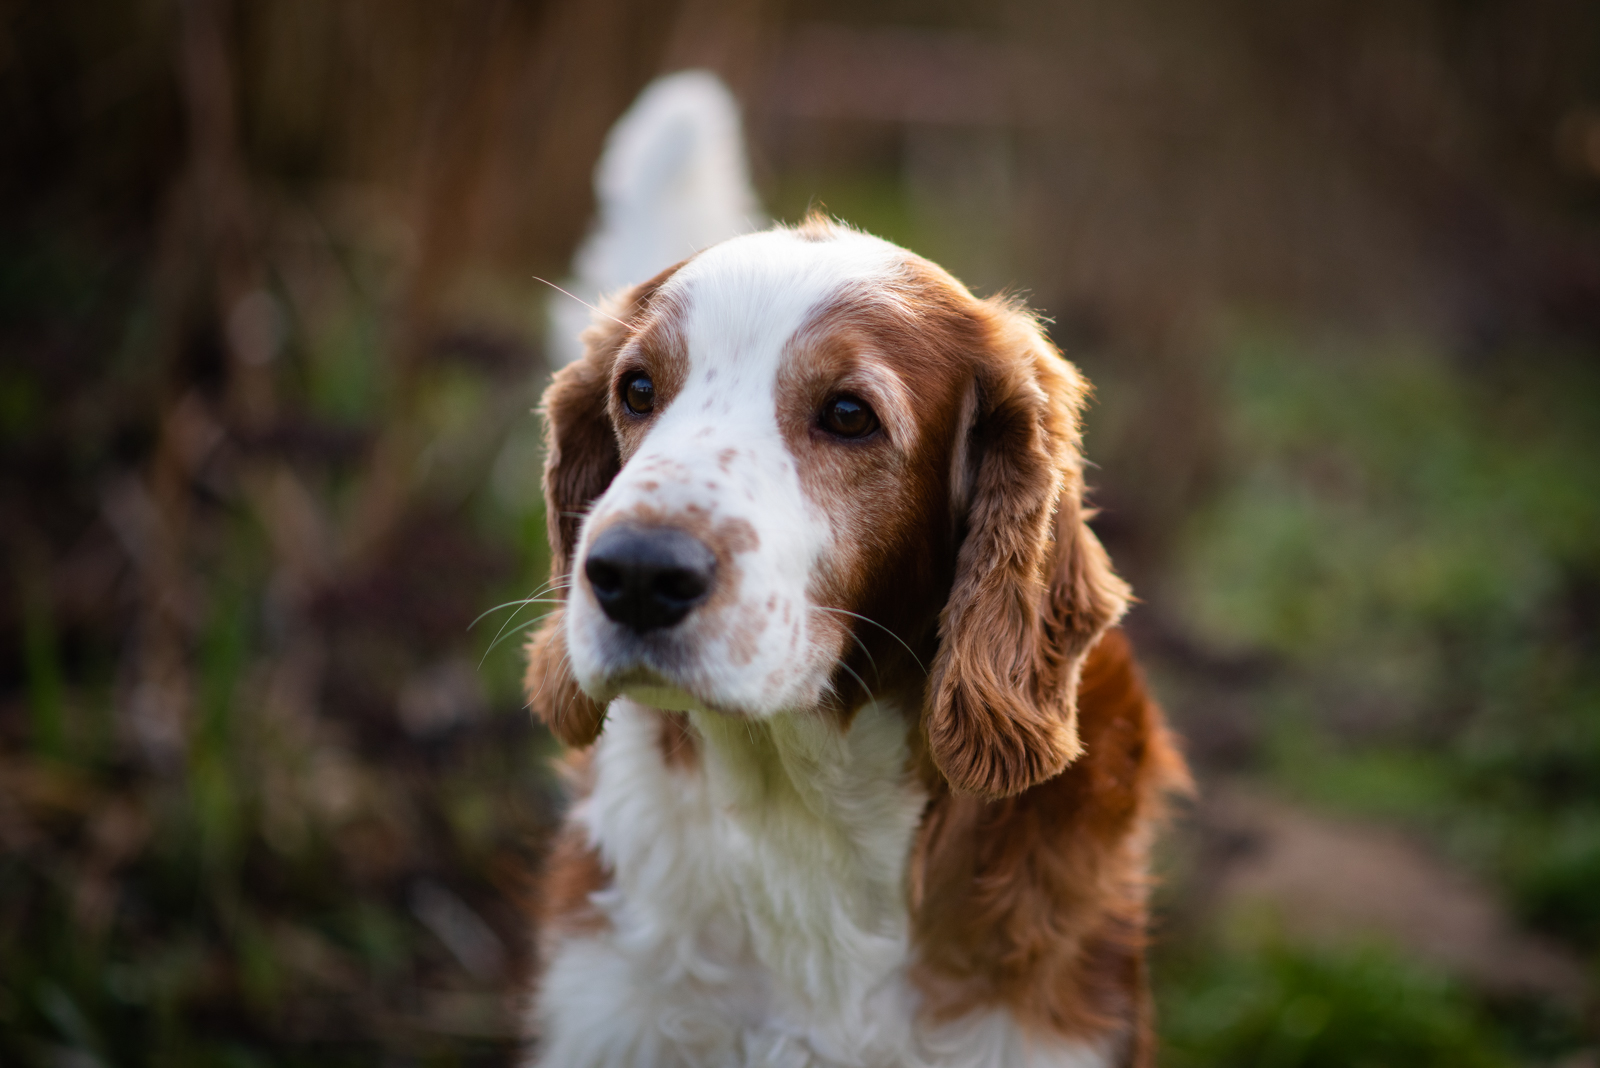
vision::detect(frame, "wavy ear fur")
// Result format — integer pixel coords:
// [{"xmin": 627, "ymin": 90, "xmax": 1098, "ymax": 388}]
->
[
  {"xmin": 524, "ymin": 266, "xmax": 680, "ymax": 747},
  {"xmin": 925, "ymin": 302, "xmax": 1131, "ymax": 798}
]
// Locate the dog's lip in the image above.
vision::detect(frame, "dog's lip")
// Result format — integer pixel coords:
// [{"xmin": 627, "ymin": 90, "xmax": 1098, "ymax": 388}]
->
[
  {"xmin": 591, "ymin": 666, "xmax": 747, "ymax": 718},
  {"xmin": 610, "ymin": 666, "xmax": 704, "ymax": 712}
]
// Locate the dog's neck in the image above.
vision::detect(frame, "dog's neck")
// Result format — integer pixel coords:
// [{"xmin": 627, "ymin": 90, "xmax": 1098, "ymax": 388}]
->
[{"xmin": 581, "ymin": 697, "xmax": 928, "ymax": 1021}]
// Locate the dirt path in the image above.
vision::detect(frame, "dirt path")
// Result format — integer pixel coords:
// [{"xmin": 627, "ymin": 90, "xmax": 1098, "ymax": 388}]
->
[{"xmin": 1194, "ymin": 782, "xmax": 1590, "ymax": 1008}]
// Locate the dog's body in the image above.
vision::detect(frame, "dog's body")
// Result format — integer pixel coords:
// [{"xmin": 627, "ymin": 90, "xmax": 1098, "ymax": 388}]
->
[{"xmin": 522, "ymin": 217, "xmax": 1187, "ymax": 1067}]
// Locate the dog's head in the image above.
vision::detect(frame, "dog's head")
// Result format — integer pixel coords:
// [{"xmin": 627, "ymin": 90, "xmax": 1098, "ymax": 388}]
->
[{"xmin": 524, "ymin": 218, "xmax": 1128, "ymax": 798}]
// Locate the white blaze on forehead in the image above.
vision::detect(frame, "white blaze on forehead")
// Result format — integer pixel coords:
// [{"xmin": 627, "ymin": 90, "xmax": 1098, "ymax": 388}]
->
[
  {"xmin": 661, "ymin": 226, "xmax": 908, "ymax": 398},
  {"xmin": 630, "ymin": 227, "xmax": 910, "ymax": 486}
]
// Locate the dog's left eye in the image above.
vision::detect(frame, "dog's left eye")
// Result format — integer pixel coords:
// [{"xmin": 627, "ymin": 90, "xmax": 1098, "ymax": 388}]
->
[
  {"xmin": 819, "ymin": 395, "xmax": 879, "ymax": 439},
  {"xmin": 622, "ymin": 373, "xmax": 655, "ymax": 415}
]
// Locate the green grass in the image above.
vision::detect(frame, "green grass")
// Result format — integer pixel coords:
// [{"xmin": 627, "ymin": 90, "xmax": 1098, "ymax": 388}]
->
[{"xmin": 1158, "ymin": 940, "xmax": 1517, "ymax": 1068}]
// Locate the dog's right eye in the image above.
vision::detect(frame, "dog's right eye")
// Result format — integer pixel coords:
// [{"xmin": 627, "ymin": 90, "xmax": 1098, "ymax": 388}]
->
[
  {"xmin": 622, "ymin": 373, "xmax": 655, "ymax": 415},
  {"xmin": 819, "ymin": 394, "xmax": 879, "ymax": 439}
]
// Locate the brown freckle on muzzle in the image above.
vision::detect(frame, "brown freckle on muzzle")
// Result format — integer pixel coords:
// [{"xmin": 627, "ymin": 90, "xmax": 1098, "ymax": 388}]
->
[{"xmin": 728, "ymin": 601, "xmax": 769, "ymax": 666}]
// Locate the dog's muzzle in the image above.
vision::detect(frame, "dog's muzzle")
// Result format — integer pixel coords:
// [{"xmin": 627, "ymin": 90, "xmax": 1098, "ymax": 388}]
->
[{"xmin": 584, "ymin": 522, "xmax": 717, "ymax": 633}]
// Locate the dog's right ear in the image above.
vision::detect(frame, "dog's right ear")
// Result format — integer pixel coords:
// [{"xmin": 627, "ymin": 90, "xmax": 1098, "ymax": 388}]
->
[{"xmin": 524, "ymin": 266, "xmax": 679, "ymax": 747}]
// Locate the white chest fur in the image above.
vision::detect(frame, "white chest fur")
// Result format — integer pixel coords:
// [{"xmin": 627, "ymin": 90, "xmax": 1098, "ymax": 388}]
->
[{"xmin": 529, "ymin": 699, "xmax": 1109, "ymax": 1068}]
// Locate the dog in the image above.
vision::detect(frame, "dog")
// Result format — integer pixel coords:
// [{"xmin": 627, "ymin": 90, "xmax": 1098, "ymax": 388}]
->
[{"xmin": 520, "ymin": 72, "xmax": 1187, "ymax": 1068}]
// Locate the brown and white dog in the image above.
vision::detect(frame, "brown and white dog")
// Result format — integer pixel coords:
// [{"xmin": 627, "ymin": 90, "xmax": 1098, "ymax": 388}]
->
[{"xmin": 523, "ymin": 214, "xmax": 1189, "ymax": 1067}]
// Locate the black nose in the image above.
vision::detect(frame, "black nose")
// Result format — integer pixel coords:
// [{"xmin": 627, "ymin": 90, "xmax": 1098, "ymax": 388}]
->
[{"xmin": 584, "ymin": 523, "xmax": 717, "ymax": 633}]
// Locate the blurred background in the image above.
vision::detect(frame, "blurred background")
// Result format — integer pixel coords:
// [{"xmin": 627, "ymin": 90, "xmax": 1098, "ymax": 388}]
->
[{"xmin": 3, "ymin": 0, "xmax": 1600, "ymax": 1064}]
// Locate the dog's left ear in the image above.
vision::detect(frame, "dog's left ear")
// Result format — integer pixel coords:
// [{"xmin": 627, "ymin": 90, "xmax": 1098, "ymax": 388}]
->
[
  {"xmin": 524, "ymin": 265, "xmax": 679, "ymax": 747},
  {"xmin": 522, "ymin": 335, "xmax": 616, "ymax": 748},
  {"xmin": 925, "ymin": 302, "xmax": 1131, "ymax": 798}
]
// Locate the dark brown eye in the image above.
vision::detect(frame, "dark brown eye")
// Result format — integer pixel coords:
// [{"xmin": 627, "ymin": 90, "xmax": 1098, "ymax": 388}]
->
[
  {"xmin": 622, "ymin": 373, "xmax": 655, "ymax": 415},
  {"xmin": 820, "ymin": 394, "xmax": 878, "ymax": 439}
]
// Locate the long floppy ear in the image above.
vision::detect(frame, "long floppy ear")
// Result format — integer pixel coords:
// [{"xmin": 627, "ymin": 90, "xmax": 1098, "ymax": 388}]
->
[
  {"xmin": 524, "ymin": 267, "xmax": 679, "ymax": 747},
  {"xmin": 924, "ymin": 302, "xmax": 1131, "ymax": 798}
]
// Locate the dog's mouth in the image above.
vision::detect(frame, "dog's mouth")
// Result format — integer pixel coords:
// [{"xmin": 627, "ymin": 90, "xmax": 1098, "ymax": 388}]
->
[
  {"xmin": 608, "ymin": 666, "xmax": 707, "ymax": 713},
  {"xmin": 589, "ymin": 664, "xmax": 748, "ymax": 718},
  {"xmin": 569, "ymin": 589, "xmax": 808, "ymax": 719}
]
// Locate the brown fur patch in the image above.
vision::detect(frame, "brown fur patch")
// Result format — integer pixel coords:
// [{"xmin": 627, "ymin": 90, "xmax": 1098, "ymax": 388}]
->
[
  {"xmin": 656, "ymin": 709, "xmax": 700, "ymax": 770},
  {"xmin": 910, "ymin": 628, "xmax": 1190, "ymax": 1062},
  {"xmin": 773, "ymin": 270, "xmax": 984, "ymax": 722},
  {"xmin": 524, "ymin": 608, "xmax": 608, "ymax": 748},
  {"xmin": 537, "ymin": 751, "xmax": 613, "ymax": 938},
  {"xmin": 766, "ymin": 254, "xmax": 1129, "ymax": 771},
  {"xmin": 539, "ymin": 821, "xmax": 612, "ymax": 937},
  {"xmin": 607, "ymin": 293, "xmax": 690, "ymax": 464}
]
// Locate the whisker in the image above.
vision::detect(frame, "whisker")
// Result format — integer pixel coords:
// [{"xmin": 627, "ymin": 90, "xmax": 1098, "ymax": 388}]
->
[
  {"xmin": 482, "ymin": 595, "xmax": 563, "ymax": 658},
  {"xmin": 480, "ymin": 597, "xmax": 563, "ymax": 645},
  {"xmin": 469, "ymin": 601, "xmax": 520, "ymax": 630},
  {"xmin": 470, "ymin": 595, "xmax": 564, "ymax": 631},
  {"xmin": 533, "ymin": 276, "xmax": 630, "ymax": 329},
  {"xmin": 846, "ymin": 629, "xmax": 880, "ymax": 681},
  {"xmin": 832, "ymin": 657, "xmax": 876, "ymax": 706},
  {"xmin": 470, "ymin": 576, "xmax": 571, "ymax": 630},
  {"xmin": 477, "ymin": 577, "xmax": 572, "ymax": 651},
  {"xmin": 480, "ymin": 609, "xmax": 557, "ymax": 666},
  {"xmin": 810, "ymin": 605, "xmax": 880, "ymax": 682},
  {"xmin": 809, "ymin": 606, "xmax": 926, "ymax": 675},
  {"xmin": 529, "ymin": 575, "xmax": 572, "ymax": 595}
]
